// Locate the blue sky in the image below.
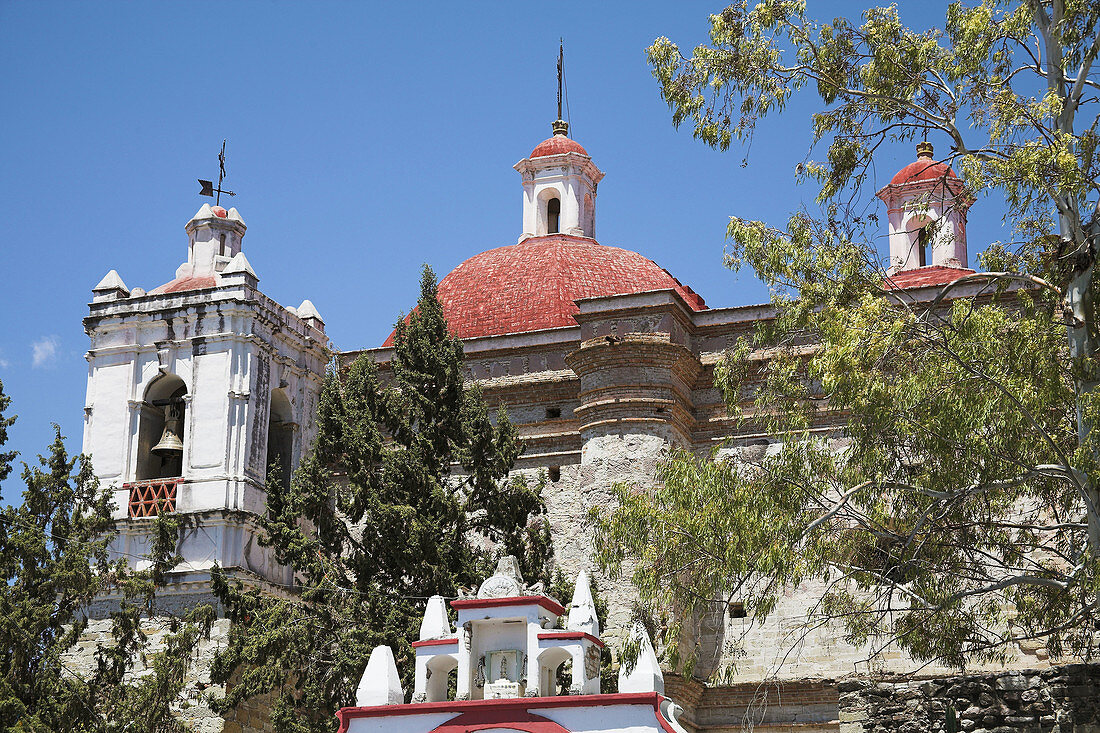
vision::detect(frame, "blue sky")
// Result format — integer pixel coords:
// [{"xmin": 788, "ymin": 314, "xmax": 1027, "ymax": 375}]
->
[{"xmin": 0, "ymin": 1, "xmax": 1011, "ymax": 495}]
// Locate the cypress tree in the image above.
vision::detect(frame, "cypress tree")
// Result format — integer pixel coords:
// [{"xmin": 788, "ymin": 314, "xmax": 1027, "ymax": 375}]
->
[
  {"xmin": 0, "ymin": 379, "xmax": 212, "ymax": 732},
  {"xmin": 212, "ymin": 267, "xmax": 552, "ymax": 732}
]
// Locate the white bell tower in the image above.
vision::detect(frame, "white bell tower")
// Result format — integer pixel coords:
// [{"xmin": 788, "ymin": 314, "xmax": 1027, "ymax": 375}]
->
[
  {"xmin": 876, "ymin": 142, "xmax": 973, "ymax": 273},
  {"xmin": 83, "ymin": 203, "xmax": 328, "ymax": 608},
  {"xmin": 514, "ymin": 120, "xmax": 604, "ymax": 242}
]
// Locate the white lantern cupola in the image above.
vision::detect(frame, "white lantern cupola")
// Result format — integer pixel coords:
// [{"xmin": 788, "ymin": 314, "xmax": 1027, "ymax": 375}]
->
[
  {"xmin": 515, "ymin": 120, "xmax": 604, "ymax": 242},
  {"xmin": 182, "ymin": 203, "xmax": 247, "ymax": 280},
  {"xmin": 876, "ymin": 142, "xmax": 973, "ymax": 274}
]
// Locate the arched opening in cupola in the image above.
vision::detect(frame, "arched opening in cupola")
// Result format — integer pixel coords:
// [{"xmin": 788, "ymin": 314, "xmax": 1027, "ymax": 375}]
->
[
  {"xmin": 425, "ymin": 654, "xmax": 458, "ymax": 702},
  {"xmin": 547, "ymin": 197, "xmax": 561, "ymax": 234},
  {"xmin": 267, "ymin": 388, "xmax": 294, "ymax": 491},
  {"xmin": 917, "ymin": 223, "xmax": 932, "ymax": 267},
  {"xmin": 136, "ymin": 373, "xmax": 187, "ymax": 481}
]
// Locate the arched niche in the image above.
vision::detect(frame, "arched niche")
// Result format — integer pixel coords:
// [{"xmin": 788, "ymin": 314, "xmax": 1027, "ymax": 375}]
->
[
  {"xmin": 536, "ymin": 646, "xmax": 573, "ymax": 697},
  {"xmin": 902, "ymin": 211, "xmax": 941, "ymax": 268},
  {"xmin": 135, "ymin": 373, "xmax": 187, "ymax": 481},
  {"xmin": 266, "ymin": 388, "xmax": 294, "ymax": 491},
  {"xmin": 425, "ymin": 653, "xmax": 458, "ymax": 702}
]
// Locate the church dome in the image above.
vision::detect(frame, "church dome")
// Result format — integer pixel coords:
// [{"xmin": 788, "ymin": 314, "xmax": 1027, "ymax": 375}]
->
[
  {"xmin": 530, "ymin": 135, "xmax": 588, "ymax": 158},
  {"xmin": 887, "ymin": 142, "xmax": 960, "ymax": 187},
  {"xmin": 889, "ymin": 158, "xmax": 958, "ymax": 186},
  {"xmin": 383, "ymin": 234, "xmax": 706, "ymax": 344}
]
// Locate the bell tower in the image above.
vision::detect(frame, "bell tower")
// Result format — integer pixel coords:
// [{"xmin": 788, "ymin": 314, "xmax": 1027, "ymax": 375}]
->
[
  {"xmin": 82, "ymin": 203, "xmax": 328, "ymax": 606},
  {"xmin": 514, "ymin": 121, "xmax": 604, "ymax": 241},
  {"xmin": 514, "ymin": 44, "xmax": 603, "ymax": 241},
  {"xmin": 876, "ymin": 142, "xmax": 973, "ymax": 273}
]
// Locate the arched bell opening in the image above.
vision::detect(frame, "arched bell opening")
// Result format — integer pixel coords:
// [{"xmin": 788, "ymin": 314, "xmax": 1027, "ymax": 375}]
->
[
  {"xmin": 537, "ymin": 647, "xmax": 572, "ymax": 697},
  {"xmin": 904, "ymin": 212, "xmax": 939, "ymax": 269},
  {"xmin": 536, "ymin": 188, "xmax": 563, "ymax": 236},
  {"xmin": 425, "ymin": 654, "xmax": 458, "ymax": 702},
  {"xmin": 582, "ymin": 193, "xmax": 594, "ymax": 238},
  {"xmin": 266, "ymin": 388, "xmax": 294, "ymax": 491},
  {"xmin": 136, "ymin": 373, "xmax": 187, "ymax": 481},
  {"xmin": 546, "ymin": 197, "xmax": 561, "ymax": 234}
]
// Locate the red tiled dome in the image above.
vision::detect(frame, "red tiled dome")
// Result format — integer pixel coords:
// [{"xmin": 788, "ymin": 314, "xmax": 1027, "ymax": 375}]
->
[
  {"xmin": 890, "ymin": 158, "xmax": 958, "ymax": 186},
  {"xmin": 530, "ymin": 135, "xmax": 588, "ymax": 158},
  {"xmin": 383, "ymin": 234, "xmax": 706, "ymax": 344}
]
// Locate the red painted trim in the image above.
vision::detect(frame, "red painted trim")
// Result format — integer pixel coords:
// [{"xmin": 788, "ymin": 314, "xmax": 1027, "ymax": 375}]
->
[
  {"xmin": 412, "ymin": 638, "xmax": 458, "ymax": 648},
  {"xmin": 537, "ymin": 631, "xmax": 605, "ymax": 649},
  {"xmin": 336, "ymin": 693, "xmax": 679, "ymax": 733},
  {"xmin": 339, "ymin": 691, "xmax": 662, "ymax": 719},
  {"xmin": 451, "ymin": 595, "xmax": 566, "ymax": 617},
  {"xmin": 429, "ymin": 708, "xmax": 570, "ymax": 733}
]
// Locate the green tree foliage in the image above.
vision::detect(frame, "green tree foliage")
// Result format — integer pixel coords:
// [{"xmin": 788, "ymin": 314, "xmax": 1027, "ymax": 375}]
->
[
  {"xmin": 0, "ymin": 379, "xmax": 213, "ymax": 732},
  {"xmin": 594, "ymin": 1, "xmax": 1100, "ymax": 673},
  {"xmin": 211, "ymin": 267, "xmax": 552, "ymax": 732}
]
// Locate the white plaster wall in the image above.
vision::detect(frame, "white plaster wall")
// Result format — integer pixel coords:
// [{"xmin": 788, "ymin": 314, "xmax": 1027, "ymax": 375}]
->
[{"xmin": 886, "ymin": 196, "xmax": 968, "ymax": 271}]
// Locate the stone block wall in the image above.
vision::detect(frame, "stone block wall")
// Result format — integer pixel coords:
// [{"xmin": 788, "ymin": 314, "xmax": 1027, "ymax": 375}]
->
[
  {"xmin": 838, "ymin": 664, "xmax": 1100, "ymax": 733},
  {"xmin": 63, "ymin": 616, "xmax": 275, "ymax": 733}
]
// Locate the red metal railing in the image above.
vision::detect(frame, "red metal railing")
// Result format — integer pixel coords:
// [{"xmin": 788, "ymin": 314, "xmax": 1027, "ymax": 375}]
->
[{"xmin": 125, "ymin": 478, "xmax": 181, "ymax": 517}]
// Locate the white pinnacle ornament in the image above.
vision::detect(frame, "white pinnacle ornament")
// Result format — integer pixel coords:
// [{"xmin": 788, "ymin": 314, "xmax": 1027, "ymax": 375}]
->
[
  {"xmin": 355, "ymin": 645, "xmax": 404, "ymax": 706},
  {"xmin": 419, "ymin": 595, "xmax": 452, "ymax": 640},
  {"xmin": 566, "ymin": 569, "xmax": 600, "ymax": 636},
  {"xmin": 618, "ymin": 621, "xmax": 664, "ymax": 694}
]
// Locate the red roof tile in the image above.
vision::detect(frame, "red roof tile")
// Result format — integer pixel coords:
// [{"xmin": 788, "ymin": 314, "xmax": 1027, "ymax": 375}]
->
[
  {"xmin": 383, "ymin": 234, "xmax": 706, "ymax": 345},
  {"xmin": 530, "ymin": 135, "xmax": 588, "ymax": 158},
  {"xmin": 890, "ymin": 158, "xmax": 958, "ymax": 186},
  {"xmin": 149, "ymin": 275, "xmax": 218, "ymax": 294},
  {"xmin": 885, "ymin": 266, "xmax": 974, "ymax": 290}
]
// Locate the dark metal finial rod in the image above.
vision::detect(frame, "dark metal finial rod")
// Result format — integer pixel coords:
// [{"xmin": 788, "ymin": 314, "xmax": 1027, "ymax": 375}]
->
[
  {"xmin": 557, "ymin": 39, "xmax": 563, "ymax": 121},
  {"xmin": 217, "ymin": 139, "xmax": 227, "ymax": 206}
]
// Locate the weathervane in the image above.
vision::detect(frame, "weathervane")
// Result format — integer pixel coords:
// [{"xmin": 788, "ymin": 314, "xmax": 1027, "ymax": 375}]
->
[{"xmin": 198, "ymin": 139, "xmax": 236, "ymax": 206}]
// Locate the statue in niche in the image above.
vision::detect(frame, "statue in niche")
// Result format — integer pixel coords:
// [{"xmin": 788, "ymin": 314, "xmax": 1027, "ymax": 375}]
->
[{"xmin": 475, "ymin": 656, "xmax": 486, "ymax": 688}]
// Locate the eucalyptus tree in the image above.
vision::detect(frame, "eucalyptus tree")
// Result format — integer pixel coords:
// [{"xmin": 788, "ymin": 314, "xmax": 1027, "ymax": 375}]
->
[{"xmin": 593, "ymin": 1, "xmax": 1100, "ymax": 673}]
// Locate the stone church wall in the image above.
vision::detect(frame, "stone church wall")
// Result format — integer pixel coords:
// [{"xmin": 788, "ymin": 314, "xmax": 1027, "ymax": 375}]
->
[
  {"xmin": 837, "ymin": 664, "xmax": 1100, "ymax": 733},
  {"xmin": 63, "ymin": 615, "xmax": 275, "ymax": 733}
]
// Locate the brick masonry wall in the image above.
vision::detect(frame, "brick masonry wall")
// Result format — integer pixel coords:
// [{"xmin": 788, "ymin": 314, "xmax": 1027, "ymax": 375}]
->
[
  {"xmin": 668, "ymin": 674, "xmax": 840, "ymax": 732},
  {"xmin": 838, "ymin": 664, "xmax": 1100, "ymax": 733}
]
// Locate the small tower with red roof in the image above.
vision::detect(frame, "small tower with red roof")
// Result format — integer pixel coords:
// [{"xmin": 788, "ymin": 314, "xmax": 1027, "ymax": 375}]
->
[
  {"xmin": 876, "ymin": 142, "xmax": 973, "ymax": 275},
  {"xmin": 514, "ymin": 120, "xmax": 605, "ymax": 241}
]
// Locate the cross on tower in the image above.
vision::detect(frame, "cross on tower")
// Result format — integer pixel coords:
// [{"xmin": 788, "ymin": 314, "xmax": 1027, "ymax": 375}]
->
[{"xmin": 197, "ymin": 139, "xmax": 236, "ymax": 205}]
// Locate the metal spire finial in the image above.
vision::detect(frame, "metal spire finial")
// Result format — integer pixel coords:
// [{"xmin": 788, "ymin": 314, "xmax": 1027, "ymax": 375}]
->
[
  {"xmin": 557, "ymin": 39, "xmax": 564, "ymax": 121},
  {"xmin": 552, "ymin": 40, "xmax": 569, "ymax": 137},
  {"xmin": 197, "ymin": 139, "xmax": 237, "ymax": 205}
]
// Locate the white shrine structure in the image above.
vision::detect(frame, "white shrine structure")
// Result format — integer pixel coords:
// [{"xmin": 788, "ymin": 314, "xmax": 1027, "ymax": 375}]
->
[{"xmin": 338, "ymin": 557, "xmax": 687, "ymax": 733}]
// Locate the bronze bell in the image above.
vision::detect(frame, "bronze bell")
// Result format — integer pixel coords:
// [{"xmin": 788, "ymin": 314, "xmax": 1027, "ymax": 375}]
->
[{"xmin": 152, "ymin": 403, "xmax": 184, "ymax": 456}]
